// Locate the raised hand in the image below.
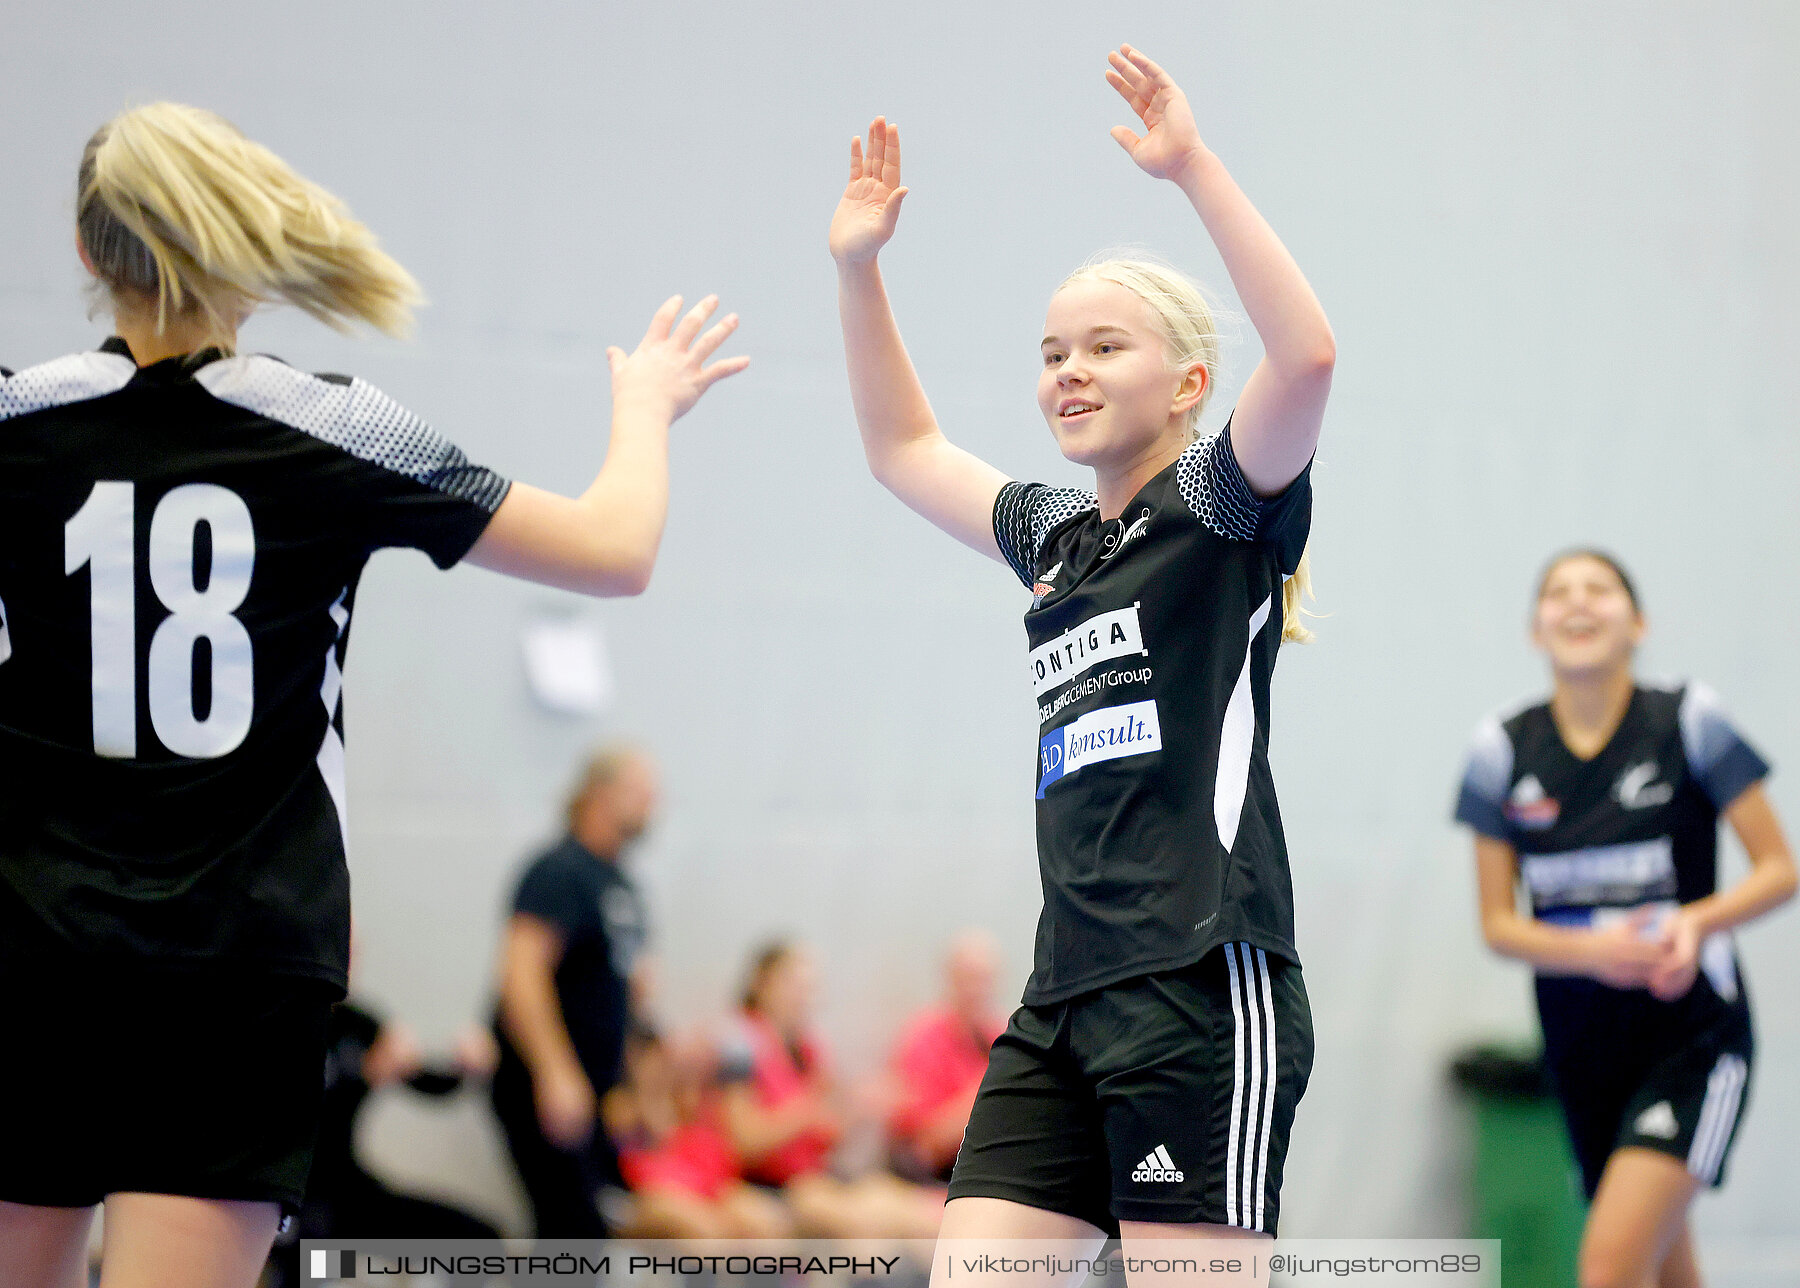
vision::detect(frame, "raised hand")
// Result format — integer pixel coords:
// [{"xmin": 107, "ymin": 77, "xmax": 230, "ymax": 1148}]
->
[
  {"xmin": 829, "ymin": 117, "xmax": 909, "ymax": 266},
  {"xmin": 1106, "ymin": 45, "xmax": 1207, "ymax": 184},
  {"xmin": 607, "ymin": 294, "xmax": 748, "ymax": 423}
]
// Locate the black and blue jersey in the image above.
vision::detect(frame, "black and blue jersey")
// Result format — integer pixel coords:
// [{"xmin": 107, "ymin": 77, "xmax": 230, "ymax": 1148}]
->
[{"xmin": 993, "ymin": 420, "xmax": 1311, "ymax": 1004}]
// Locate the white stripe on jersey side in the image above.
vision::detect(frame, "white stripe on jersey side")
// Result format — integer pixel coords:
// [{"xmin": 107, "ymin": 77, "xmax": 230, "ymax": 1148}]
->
[
  {"xmin": 315, "ymin": 590, "xmax": 352, "ymax": 846},
  {"xmin": 1215, "ymin": 596, "xmax": 1274, "ymax": 851},
  {"xmin": 0, "ymin": 351, "xmax": 135, "ymax": 422},
  {"xmin": 1687, "ymin": 1054, "xmax": 1747, "ymax": 1183},
  {"xmin": 1224, "ymin": 944, "xmax": 1247, "ymax": 1228},
  {"xmin": 1253, "ymin": 948, "xmax": 1278, "ymax": 1233}
]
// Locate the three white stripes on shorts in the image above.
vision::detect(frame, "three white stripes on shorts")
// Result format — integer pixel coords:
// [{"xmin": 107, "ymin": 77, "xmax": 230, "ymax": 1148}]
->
[
  {"xmin": 1224, "ymin": 942, "xmax": 1277, "ymax": 1233},
  {"xmin": 1686, "ymin": 1052, "xmax": 1747, "ymax": 1184}
]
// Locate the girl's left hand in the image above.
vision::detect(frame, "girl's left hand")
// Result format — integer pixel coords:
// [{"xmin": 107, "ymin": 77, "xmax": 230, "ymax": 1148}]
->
[
  {"xmin": 1648, "ymin": 909, "xmax": 1702, "ymax": 1002},
  {"xmin": 1106, "ymin": 45, "xmax": 1208, "ymax": 184}
]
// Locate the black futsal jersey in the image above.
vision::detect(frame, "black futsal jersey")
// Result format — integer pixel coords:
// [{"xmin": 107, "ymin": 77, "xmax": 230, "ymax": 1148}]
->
[
  {"xmin": 0, "ymin": 339, "xmax": 509, "ymax": 989},
  {"xmin": 993, "ymin": 421, "xmax": 1311, "ymax": 1004},
  {"xmin": 1454, "ymin": 683, "xmax": 1767, "ymax": 1047}
]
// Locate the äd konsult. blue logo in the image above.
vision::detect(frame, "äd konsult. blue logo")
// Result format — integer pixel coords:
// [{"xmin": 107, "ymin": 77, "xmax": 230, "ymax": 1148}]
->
[{"xmin": 1038, "ymin": 700, "xmax": 1162, "ymax": 798}]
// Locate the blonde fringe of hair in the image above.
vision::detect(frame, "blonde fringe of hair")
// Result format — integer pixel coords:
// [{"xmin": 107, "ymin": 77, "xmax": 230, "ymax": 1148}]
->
[
  {"xmin": 1059, "ymin": 252, "xmax": 1223, "ymax": 434},
  {"xmin": 1061, "ymin": 254, "xmax": 1317, "ymax": 644},
  {"xmin": 77, "ymin": 102, "xmax": 421, "ymax": 349}
]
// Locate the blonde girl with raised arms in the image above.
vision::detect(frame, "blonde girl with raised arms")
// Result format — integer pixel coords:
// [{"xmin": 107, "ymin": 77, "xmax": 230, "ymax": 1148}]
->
[{"xmin": 830, "ymin": 45, "xmax": 1333, "ymax": 1284}]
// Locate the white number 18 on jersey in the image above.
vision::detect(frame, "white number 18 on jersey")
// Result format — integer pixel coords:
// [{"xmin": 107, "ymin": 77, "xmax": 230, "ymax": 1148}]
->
[{"xmin": 64, "ymin": 481, "xmax": 256, "ymax": 760}]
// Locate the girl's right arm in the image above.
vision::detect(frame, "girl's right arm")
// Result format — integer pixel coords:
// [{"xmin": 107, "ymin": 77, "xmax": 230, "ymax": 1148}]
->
[
  {"xmin": 1475, "ymin": 835, "xmax": 1672, "ymax": 987},
  {"xmin": 830, "ymin": 119, "xmax": 1011, "ymax": 562},
  {"xmin": 464, "ymin": 295, "xmax": 748, "ymax": 595}
]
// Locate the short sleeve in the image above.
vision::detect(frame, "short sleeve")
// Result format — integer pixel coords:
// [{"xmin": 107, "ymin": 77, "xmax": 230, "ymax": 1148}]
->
[
  {"xmin": 992, "ymin": 481, "xmax": 1095, "ymax": 588},
  {"xmin": 1175, "ymin": 417, "xmax": 1312, "ymax": 573},
  {"xmin": 1454, "ymin": 715, "xmax": 1515, "ymax": 840},
  {"xmin": 196, "ymin": 356, "xmax": 511, "ymax": 569},
  {"xmin": 1679, "ymin": 683, "xmax": 1770, "ymax": 810},
  {"xmin": 511, "ymin": 857, "xmax": 591, "ymax": 938}
]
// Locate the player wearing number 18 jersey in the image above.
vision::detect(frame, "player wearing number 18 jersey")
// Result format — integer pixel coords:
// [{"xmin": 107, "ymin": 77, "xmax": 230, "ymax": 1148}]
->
[
  {"xmin": 0, "ymin": 104, "xmax": 746, "ymax": 1288},
  {"xmin": 830, "ymin": 46, "xmax": 1333, "ymax": 1271}
]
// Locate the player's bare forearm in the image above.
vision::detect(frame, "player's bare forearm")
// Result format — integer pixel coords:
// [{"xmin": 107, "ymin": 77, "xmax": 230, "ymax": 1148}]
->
[
  {"xmin": 837, "ymin": 260, "xmax": 1009, "ymax": 558},
  {"xmin": 1104, "ymin": 45, "xmax": 1331, "ymax": 493},
  {"xmin": 1482, "ymin": 907, "xmax": 1597, "ymax": 974},
  {"xmin": 1175, "ymin": 150, "xmax": 1335, "ymax": 381},
  {"xmin": 838, "ymin": 259, "xmax": 941, "ymax": 479},
  {"xmin": 1685, "ymin": 783, "xmax": 1800, "ymax": 936},
  {"xmin": 1175, "ymin": 149, "xmax": 1333, "ymax": 492},
  {"xmin": 1684, "ymin": 852, "xmax": 1798, "ymax": 937}
]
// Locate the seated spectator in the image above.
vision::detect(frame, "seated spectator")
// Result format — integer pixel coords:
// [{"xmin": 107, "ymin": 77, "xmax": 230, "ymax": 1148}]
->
[
  {"xmin": 885, "ymin": 930, "xmax": 1006, "ymax": 1182},
  {"xmin": 603, "ymin": 1024, "xmax": 792, "ymax": 1239},
  {"xmin": 715, "ymin": 941, "xmax": 942, "ymax": 1239},
  {"xmin": 266, "ymin": 997, "xmax": 502, "ymax": 1288}
]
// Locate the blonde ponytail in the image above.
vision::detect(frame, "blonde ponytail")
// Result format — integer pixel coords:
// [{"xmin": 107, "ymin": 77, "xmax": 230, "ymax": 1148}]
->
[
  {"xmin": 1281, "ymin": 548, "xmax": 1316, "ymax": 644},
  {"xmin": 77, "ymin": 103, "xmax": 421, "ymax": 347}
]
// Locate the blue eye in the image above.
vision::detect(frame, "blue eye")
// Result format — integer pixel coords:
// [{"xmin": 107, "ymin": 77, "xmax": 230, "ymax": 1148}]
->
[{"xmin": 1096, "ymin": 343, "xmax": 1119, "ymax": 354}]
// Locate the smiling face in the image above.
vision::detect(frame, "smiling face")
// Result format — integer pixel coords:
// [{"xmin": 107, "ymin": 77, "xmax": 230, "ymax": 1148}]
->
[
  {"xmin": 1532, "ymin": 554, "xmax": 1644, "ymax": 679},
  {"xmin": 1037, "ymin": 278, "xmax": 1203, "ymax": 472}
]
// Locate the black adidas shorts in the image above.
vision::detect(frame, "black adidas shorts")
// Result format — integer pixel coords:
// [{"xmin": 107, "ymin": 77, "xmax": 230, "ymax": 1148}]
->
[
  {"xmin": 0, "ymin": 966, "xmax": 336, "ymax": 1218},
  {"xmin": 1549, "ymin": 999, "xmax": 1754, "ymax": 1200},
  {"xmin": 948, "ymin": 943, "xmax": 1312, "ymax": 1234}
]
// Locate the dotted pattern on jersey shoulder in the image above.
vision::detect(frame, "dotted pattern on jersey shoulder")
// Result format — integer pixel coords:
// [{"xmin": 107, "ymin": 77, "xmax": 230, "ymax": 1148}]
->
[
  {"xmin": 1176, "ymin": 427, "xmax": 1261, "ymax": 541},
  {"xmin": 196, "ymin": 356, "xmax": 509, "ymax": 511},
  {"xmin": 0, "ymin": 351, "xmax": 136, "ymax": 423},
  {"xmin": 993, "ymin": 481, "xmax": 1096, "ymax": 588}
]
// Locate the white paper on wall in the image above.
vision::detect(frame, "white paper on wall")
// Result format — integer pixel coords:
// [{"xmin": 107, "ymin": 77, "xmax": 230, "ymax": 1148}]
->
[{"xmin": 518, "ymin": 613, "xmax": 613, "ymax": 716}]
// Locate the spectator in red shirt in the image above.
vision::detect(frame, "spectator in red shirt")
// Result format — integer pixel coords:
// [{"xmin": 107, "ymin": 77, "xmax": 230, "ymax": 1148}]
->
[
  {"xmin": 886, "ymin": 930, "xmax": 1007, "ymax": 1182},
  {"xmin": 715, "ymin": 941, "xmax": 941, "ymax": 1239},
  {"xmin": 604, "ymin": 1025, "xmax": 791, "ymax": 1239}
]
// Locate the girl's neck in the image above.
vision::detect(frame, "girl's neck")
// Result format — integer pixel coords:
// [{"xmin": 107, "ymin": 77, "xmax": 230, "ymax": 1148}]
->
[
  {"xmin": 113, "ymin": 303, "xmax": 235, "ymax": 367},
  {"xmin": 1094, "ymin": 433, "xmax": 1187, "ymax": 521},
  {"xmin": 1549, "ymin": 664, "xmax": 1635, "ymax": 760}
]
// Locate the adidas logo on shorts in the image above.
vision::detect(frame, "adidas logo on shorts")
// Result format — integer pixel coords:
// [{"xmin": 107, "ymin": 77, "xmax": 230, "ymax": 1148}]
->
[
  {"xmin": 1634, "ymin": 1101, "xmax": 1680, "ymax": 1140},
  {"xmin": 1132, "ymin": 1144, "xmax": 1184, "ymax": 1183}
]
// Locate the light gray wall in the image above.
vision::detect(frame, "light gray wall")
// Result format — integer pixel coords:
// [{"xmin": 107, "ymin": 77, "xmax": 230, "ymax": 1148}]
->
[{"xmin": 4, "ymin": 0, "xmax": 1796, "ymax": 1263}]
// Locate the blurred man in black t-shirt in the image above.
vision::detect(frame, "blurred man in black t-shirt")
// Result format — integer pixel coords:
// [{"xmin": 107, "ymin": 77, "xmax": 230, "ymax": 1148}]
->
[{"xmin": 490, "ymin": 747, "xmax": 655, "ymax": 1237}]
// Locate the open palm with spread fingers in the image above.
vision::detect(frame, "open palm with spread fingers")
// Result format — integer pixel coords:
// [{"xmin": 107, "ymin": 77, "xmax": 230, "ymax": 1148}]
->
[
  {"xmin": 1106, "ymin": 45, "xmax": 1206, "ymax": 182},
  {"xmin": 608, "ymin": 294, "xmax": 748, "ymax": 422},
  {"xmin": 830, "ymin": 117, "xmax": 910, "ymax": 265}
]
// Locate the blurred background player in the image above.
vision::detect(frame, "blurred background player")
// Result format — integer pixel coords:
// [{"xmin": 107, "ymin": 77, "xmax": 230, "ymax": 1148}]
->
[{"xmin": 1455, "ymin": 550, "xmax": 1796, "ymax": 1288}]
